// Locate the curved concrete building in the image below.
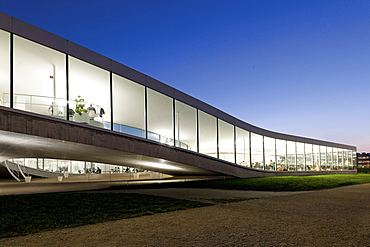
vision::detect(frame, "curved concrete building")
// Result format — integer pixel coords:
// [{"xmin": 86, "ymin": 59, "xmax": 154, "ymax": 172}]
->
[{"xmin": 0, "ymin": 13, "xmax": 356, "ymax": 179}]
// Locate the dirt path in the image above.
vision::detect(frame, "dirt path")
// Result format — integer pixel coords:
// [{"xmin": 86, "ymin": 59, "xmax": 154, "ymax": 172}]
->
[{"xmin": 1, "ymin": 184, "xmax": 370, "ymax": 246}]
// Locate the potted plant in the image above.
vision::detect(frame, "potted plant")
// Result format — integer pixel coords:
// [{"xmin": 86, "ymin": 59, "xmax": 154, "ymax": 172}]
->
[
  {"xmin": 74, "ymin": 96, "xmax": 87, "ymax": 116},
  {"xmin": 72, "ymin": 96, "xmax": 90, "ymax": 123}
]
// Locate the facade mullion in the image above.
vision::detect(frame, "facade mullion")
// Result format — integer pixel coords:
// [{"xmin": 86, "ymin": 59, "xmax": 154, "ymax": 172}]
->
[
  {"xmin": 66, "ymin": 55, "xmax": 69, "ymax": 121},
  {"xmin": 110, "ymin": 71, "xmax": 113, "ymax": 130},
  {"xmin": 10, "ymin": 33, "xmax": 13, "ymax": 108}
]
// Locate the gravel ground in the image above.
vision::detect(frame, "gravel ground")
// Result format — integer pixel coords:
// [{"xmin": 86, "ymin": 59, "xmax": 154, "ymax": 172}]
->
[{"xmin": 1, "ymin": 184, "xmax": 370, "ymax": 246}]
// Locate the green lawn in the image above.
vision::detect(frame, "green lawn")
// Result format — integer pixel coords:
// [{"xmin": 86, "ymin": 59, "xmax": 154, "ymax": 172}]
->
[
  {"xmin": 0, "ymin": 193, "xmax": 210, "ymax": 238},
  {"xmin": 111, "ymin": 174, "xmax": 370, "ymax": 191}
]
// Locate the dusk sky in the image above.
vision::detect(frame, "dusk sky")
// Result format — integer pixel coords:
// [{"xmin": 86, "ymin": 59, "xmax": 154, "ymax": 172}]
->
[{"xmin": 1, "ymin": 0, "xmax": 369, "ymax": 151}]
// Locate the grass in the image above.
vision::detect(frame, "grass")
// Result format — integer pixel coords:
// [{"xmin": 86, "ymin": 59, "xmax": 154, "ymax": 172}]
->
[
  {"xmin": 110, "ymin": 174, "xmax": 370, "ymax": 191},
  {"xmin": 0, "ymin": 192, "xmax": 211, "ymax": 238}
]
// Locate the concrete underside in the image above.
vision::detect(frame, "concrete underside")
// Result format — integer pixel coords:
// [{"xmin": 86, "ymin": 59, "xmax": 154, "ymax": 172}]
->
[{"xmin": 0, "ymin": 107, "xmax": 356, "ymax": 178}]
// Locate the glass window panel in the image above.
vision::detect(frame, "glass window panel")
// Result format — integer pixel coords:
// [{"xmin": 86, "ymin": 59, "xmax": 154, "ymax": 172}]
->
[
  {"xmin": 343, "ymin": 150, "xmax": 349, "ymax": 170},
  {"xmin": 332, "ymin": 148, "xmax": 338, "ymax": 170},
  {"xmin": 276, "ymin": 139, "xmax": 286, "ymax": 171},
  {"xmin": 0, "ymin": 30, "xmax": 10, "ymax": 107},
  {"xmin": 296, "ymin": 142, "xmax": 305, "ymax": 171},
  {"xmin": 338, "ymin": 148, "xmax": 343, "ymax": 170},
  {"xmin": 113, "ymin": 123, "xmax": 120, "ymax": 132},
  {"xmin": 198, "ymin": 110, "xmax": 217, "ymax": 158},
  {"xmin": 147, "ymin": 88, "xmax": 173, "ymax": 145},
  {"xmin": 44, "ymin": 159, "xmax": 58, "ymax": 172},
  {"xmin": 14, "ymin": 36, "xmax": 67, "ymax": 117},
  {"xmin": 12, "ymin": 158, "xmax": 24, "ymax": 166},
  {"xmin": 320, "ymin": 146, "xmax": 327, "ymax": 171},
  {"xmin": 175, "ymin": 100, "xmax": 197, "ymax": 151},
  {"xmin": 351, "ymin": 151, "xmax": 356, "ymax": 170},
  {"xmin": 57, "ymin": 160, "xmax": 70, "ymax": 173},
  {"xmin": 313, "ymin": 145, "xmax": 320, "ymax": 171},
  {"xmin": 348, "ymin": 150, "xmax": 353, "ymax": 168},
  {"xmin": 327, "ymin": 147, "xmax": 333, "ymax": 170},
  {"xmin": 236, "ymin": 127, "xmax": 250, "ymax": 167},
  {"xmin": 69, "ymin": 57, "xmax": 110, "ymax": 129},
  {"xmin": 71, "ymin": 160, "xmax": 86, "ymax": 174},
  {"xmin": 287, "ymin": 141, "xmax": 296, "ymax": 171},
  {"xmin": 112, "ymin": 74, "xmax": 145, "ymax": 138},
  {"xmin": 37, "ymin": 158, "xmax": 44, "ymax": 170},
  {"xmin": 305, "ymin": 143, "xmax": 313, "ymax": 171},
  {"xmin": 251, "ymin": 133, "xmax": 264, "ymax": 169},
  {"xmin": 264, "ymin": 137, "xmax": 276, "ymax": 171},
  {"xmin": 25, "ymin": 158, "xmax": 37, "ymax": 169},
  {"xmin": 218, "ymin": 119, "xmax": 234, "ymax": 163}
]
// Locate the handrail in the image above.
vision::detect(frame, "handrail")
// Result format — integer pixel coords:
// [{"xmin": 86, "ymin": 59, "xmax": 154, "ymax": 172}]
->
[
  {"xmin": 4, "ymin": 161, "xmax": 21, "ymax": 182},
  {"xmin": 17, "ymin": 162, "xmax": 28, "ymax": 179}
]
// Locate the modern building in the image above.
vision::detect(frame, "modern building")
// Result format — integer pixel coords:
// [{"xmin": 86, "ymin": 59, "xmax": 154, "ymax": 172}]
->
[
  {"xmin": 0, "ymin": 12, "xmax": 356, "ymax": 180},
  {"xmin": 357, "ymin": 153, "xmax": 370, "ymax": 168}
]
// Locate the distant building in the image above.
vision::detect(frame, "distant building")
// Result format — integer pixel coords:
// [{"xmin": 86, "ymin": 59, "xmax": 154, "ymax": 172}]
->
[{"xmin": 357, "ymin": 153, "xmax": 370, "ymax": 167}]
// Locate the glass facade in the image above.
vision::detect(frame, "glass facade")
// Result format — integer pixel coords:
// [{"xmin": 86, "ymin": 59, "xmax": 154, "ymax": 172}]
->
[
  {"xmin": 287, "ymin": 141, "xmax": 296, "ymax": 171},
  {"xmin": 235, "ymin": 127, "xmax": 250, "ymax": 167},
  {"xmin": 296, "ymin": 142, "xmax": 305, "ymax": 171},
  {"xmin": 332, "ymin": 148, "xmax": 338, "ymax": 170},
  {"xmin": 198, "ymin": 111, "xmax": 217, "ymax": 158},
  {"xmin": 327, "ymin": 147, "xmax": 333, "ymax": 170},
  {"xmin": 276, "ymin": 139, "xmax": 287, "ymax": 171},
  {"xmin": 14, "ymin": 36, "xmax": 67, "ymax": 116},
  {"xmin": 251, "ymin": 133, "xmax": 264, "ymax": 169},
  {"xmin": 0, "ymin": 27, "xmax": 356, "ymax": 173},
  {"xmin": 10, "ymin": 158, "xmax": 145, "ymax": 175},
  {"xmin": 69, "ymin": 57, "xmax": 110, "ymax": 128},
  {"xmin": 175, "ymin": 100, "xmax": 197, "ymax": 151},
  {"xmin": 0, "ymin": 30, "xmax": 10, "ymax": 106},
  {"xmin": 305, "ymin": 143, "xmax": 313, "ymax": 171},
  {"xmin": 320, "ymin": 146, "xmax": 327, "ymax": 171},
  {"xmin": 264, "ymin": 137, "xmax": 276, "ymax": 171},
  {"xmin": 218, "ymin": 119, "xmax": 235, "ymax": 163},
  {"xmin": 147, "ymin": 89, "xmax": 173, "ymax": 144},
  {"xmin": 112, "ymin": 74, "xmax": 145, "ymax": 138}
]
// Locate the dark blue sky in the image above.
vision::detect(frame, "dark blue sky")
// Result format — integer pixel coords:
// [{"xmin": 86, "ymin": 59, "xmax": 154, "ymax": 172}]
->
[{"xmin": 2, "ymin": 0, "xmax": 370, "ymax": 151}]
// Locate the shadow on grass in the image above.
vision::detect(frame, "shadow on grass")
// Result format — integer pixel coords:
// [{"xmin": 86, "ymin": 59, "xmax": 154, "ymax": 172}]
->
[{"xmin": 0, "ymin": 193, "xmax": 211, "ymax": 239}]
